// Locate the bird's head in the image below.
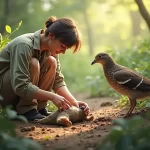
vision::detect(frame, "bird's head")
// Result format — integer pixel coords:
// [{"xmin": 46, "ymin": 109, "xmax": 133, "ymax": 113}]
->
[{"xmin": 91, "ymin": 52, "xmax": 111, "ymax": 65}]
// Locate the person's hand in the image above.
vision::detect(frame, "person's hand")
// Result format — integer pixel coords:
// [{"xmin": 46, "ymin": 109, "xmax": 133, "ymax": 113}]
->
[
  {"xmin": 51, "ymin": 93, "xmax": 72, "ymax": 111},
  {"xmin": 71, "ymin": 101, "xmax": 79, "ymax": 108},
  {"xmin": 78, "ymin": 101, "xmax": 90, "ymax": 116}
]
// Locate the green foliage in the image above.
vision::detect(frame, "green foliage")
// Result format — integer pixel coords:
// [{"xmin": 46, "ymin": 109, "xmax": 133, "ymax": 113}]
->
[
  {"xmin": 0, "ymin": 32, "xmax": 11, "ymax": 50},
  {"xmin": 0, "ymin": 107, "xmax": 42, "ymax": 150},
  {"xmin": 60, "ymin": 52, "xmax": 96, "ymax": 93},
  {"xmin": 115, "ymin": 96, "xmax": 150, "ymax": 110},
  {"xmin": 115, "ymin": 96, "xmax": 129, "ymax": 108},
  {"xmin": 47, "ymin": 101, "xmax": 57, "ymax": 112},
  {"xmin": 0, "ymin": 21, "xmax": 22, "ymax": 50},
  {"xmin": 96, "ymin": 115, "xmax": 150, "ymax": 150},
  {"xmin": 85, "ymin": 75, "xmax": 114, "ymax": 97}
]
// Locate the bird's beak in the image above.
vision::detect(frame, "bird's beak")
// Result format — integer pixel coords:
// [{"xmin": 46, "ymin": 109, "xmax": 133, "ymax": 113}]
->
[{"xmin": 91, "ymin": 60, "xmax": 96, "ymax": 65}]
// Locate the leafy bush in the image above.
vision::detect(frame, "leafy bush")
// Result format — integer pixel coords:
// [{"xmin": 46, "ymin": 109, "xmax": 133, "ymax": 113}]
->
[
  {"xmin": 115, "ymin": 96, "xmax": 150, "ymax": 110},
  {"xmin": 0, "ymin": 21, "xmax": 22, "ymax": 50},
  {"xmin": 0, "ymin": 107, "xmax": 42, "ymax": 150},
  {"xmin": 47, "ymin": 101, "xmax": 57, "ymax": 112},
  {"xmin": 96, "ymin": 115, "xmax": 150, "ymax": 150}
]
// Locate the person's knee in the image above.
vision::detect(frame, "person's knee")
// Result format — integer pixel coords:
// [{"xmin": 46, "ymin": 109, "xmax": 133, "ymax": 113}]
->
[
  {"xmin": 47, "ymin": 56, "xmax": 57, "ymax": 69},
  {"xmin": 30, "ymin": 58, "xmax": 40, "ymax": 74}
]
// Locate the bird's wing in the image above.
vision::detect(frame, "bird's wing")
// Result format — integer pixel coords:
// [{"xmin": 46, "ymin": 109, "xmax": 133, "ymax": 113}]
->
[{"xmin": 113, "ymin": 68, "xmax": 150, "ymax": 90}]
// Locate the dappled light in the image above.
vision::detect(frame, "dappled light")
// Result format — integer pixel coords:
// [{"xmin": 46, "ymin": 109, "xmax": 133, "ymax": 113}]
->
[{"xmin": 0, "ymin": 0, "xmax": 150, "ymax": 150}]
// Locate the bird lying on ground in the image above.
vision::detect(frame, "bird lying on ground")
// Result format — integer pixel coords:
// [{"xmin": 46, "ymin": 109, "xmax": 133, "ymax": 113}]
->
[
  {"xmin": 35, "ymin": 106, "xmax": 94, "ymax": 127},
  {"xmin": 91, "ymin": 52, "xmax": 150, "ymax": 117}
]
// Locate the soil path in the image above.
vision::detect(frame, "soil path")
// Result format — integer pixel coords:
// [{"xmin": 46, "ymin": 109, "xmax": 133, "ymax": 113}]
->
[{"xmin": 14, "ymin": 93, "xmax": 144, "ymax": 150}]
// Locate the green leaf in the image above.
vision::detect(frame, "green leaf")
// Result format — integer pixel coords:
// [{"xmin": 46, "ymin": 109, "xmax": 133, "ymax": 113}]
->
[
  {"xmin": 127, "ymin": 116, "xmax": 144, "ymax": 131},
  {"xmin": 107, "ymin": 126, "xmax": 123, "ymax": 143},
  {"xmin": 144, "ymin": 111, "xmax": 150, "ymax": 120},
  {"xmin": 0, "ymin": 117, "xmax": 16, "ymax": 136},
  {"xmin": 14, "ymin": 115, "xmax": 28, "ymax": 123},
  {"xmin": 1, "ymin": 39, "xmax": 11, "ymax": 49},
  {"xmin": 6, "ymin": 108, "xmax": 17, "ymax": 119},
  {"xmin": 5, "ymin": 25, "xmax": 11, "ymax": 33},
  {"xmin": 113, "ymin": 118, "xmax": 128, "ymax": 130},
  {"xmin": 0, "ymin": 33, "xmax": 2, "ymax": 42},
  {"xmin": 21, "ymin": 138, "xmax": 42, "ymax": 150},
  {"xmin": 146, "ymin": 102, "xmax": 150, "ymax": 108},
  {"xmin": 135, "ymin": 126, "xmax": 150, "ymax": 139},
  {"xmin": 18, "ymin": 21, "xmax": 22, "ymax": 27},
  {"xmin": 0, "ymin": 134, "xmax": 42, "ymax": 150},
  {"xmin": 5, "ymin": 108, "xmax": 28, "ymax": 123},
  {"xmin": 115, "ymin": 135, "xmax": 134, "ymax": 150}
]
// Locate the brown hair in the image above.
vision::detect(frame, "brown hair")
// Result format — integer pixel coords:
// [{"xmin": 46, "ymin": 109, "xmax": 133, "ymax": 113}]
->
[{"xmin": 45, "ymin": 16, "xmax": 82, "ymax": 53}]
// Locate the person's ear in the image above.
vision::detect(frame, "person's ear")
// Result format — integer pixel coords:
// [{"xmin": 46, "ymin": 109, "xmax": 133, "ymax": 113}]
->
[{"xmin": 48, "ymin": 33, "xmax": 55, "ymax": 40}]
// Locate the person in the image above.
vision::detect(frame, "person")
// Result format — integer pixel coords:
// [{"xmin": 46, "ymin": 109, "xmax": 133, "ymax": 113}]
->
[{"xmin": 0, "ymin": 16, "xmax": 90, "ymax": 121}]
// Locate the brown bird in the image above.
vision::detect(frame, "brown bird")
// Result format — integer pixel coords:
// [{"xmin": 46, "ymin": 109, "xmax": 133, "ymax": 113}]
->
[{"xmin": 91, "ymin": 52, "xmax": 150, "ymax": 117}]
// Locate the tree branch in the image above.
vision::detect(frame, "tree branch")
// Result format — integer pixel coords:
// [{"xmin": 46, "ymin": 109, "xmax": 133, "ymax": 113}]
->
[{"xmin": 135, "ymin": 0, "xmax": 150, "ymax": 31}]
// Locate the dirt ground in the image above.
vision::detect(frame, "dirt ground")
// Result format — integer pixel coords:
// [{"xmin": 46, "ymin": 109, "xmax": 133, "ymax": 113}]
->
[{"xmin": 14, "ymin": 93, "xmax": 148, "ymax": 150}]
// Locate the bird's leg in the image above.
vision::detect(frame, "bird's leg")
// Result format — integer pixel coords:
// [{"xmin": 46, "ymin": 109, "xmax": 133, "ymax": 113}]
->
[{"xmin": 124, "ymin": 98, "xmax": 136, "ymax": 118}]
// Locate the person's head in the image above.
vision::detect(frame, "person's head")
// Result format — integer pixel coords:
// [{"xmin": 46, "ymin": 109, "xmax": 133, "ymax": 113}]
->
[{"xmin": 44, "ymin": 16, "xmax": 82, "ymax": 56}]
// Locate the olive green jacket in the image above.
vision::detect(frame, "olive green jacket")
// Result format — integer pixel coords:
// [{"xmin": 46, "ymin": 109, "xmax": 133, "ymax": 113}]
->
[{"xmin": 0, "ymin": 30, "xmax": 66, "ymax": 100}]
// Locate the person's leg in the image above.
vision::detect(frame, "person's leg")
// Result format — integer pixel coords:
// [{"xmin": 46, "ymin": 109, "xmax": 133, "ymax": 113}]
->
[
  {"xmin": 0, "ymin": 70, "xmax": 19, "ymax": 110},
  {"xmin": 0, "ymin": 58, "xmax": 46, "ymax": 121},
  {"xmin": 37, "ymin": 56, "xmax": 57, "ymax": 111},
  {"xmin": 16, "ymin": 58, "xmax": 40, "ymax": 114}
]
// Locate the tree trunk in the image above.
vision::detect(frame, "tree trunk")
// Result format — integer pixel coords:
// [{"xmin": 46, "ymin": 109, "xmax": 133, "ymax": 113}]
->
[
  {"xmin": 82, "ymin": 0, "xmax": 94, "ymax": 56},
  {"xmin": 129, "ymin": 10, "xmax": 141, "ymax": 36},
  {"xmin": 135, "ymin": 0, "xmax": 150, "ymax": 31}
]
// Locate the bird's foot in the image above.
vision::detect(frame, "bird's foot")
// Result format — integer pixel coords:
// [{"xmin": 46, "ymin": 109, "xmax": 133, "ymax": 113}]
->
[
  {"xmin": 124, "ymin": 113, "xmax": 135, "ymax": 119},
  {"xmin": 124, "ymin": 115, "xmax": 129, "ymax": 119}
]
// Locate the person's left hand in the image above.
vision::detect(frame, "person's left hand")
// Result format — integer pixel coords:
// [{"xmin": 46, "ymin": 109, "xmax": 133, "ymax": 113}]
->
[{"xmin": 78, "ymin": 101, "xmax": 90, "ymax": 116}]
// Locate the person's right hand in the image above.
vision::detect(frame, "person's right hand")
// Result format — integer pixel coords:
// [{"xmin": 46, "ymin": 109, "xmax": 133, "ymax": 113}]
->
[{"xmin": 51, "ymin": 93, "xmax": 72, "ymax": 111}]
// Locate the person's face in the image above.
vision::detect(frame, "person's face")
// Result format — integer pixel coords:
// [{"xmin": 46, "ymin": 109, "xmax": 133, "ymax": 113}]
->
[{"xmin": 47, "ymin": 33, "xmax": 69, "ymax": 56}]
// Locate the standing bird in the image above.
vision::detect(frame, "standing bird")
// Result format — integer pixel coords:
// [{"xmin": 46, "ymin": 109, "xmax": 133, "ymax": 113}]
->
[{"xmin": 91, "ymin": 52, "xmax": 150, "ymax": 117}]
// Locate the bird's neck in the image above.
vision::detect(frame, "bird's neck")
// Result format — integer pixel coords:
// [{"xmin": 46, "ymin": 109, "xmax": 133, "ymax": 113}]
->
[{"xmin": 102, "ymin": 58, "xmax": 116, "ymax": 70}]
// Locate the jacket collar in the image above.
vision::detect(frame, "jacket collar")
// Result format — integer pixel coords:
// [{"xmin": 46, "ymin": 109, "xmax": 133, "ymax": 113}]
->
[{"xmin": 33, "ymin": 29, "xmax": 42, "ymax": 50}]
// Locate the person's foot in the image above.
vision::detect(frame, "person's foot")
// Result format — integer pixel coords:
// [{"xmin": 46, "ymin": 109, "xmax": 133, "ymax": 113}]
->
[
  {"xmin": 39, "ymin": 108, "xmax": 52, "ymax": 116},
  {"xmin": 21, "ymin": 109, "xmax": 46, "ymax": 121}
]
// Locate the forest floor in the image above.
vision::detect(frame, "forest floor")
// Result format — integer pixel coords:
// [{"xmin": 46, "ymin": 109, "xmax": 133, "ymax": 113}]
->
[{"xmin": 14, "ymin": 93, "xmax": 149, "ymax": 150}]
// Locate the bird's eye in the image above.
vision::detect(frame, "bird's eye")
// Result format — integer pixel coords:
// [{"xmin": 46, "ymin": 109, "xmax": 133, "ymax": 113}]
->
[{"xmin": 99, "ymin": 55, "xmax": 102, "ymax": 58}]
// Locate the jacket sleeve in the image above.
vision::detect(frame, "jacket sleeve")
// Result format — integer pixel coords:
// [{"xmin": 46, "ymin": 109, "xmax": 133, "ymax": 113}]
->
[
  {"xmin": 10, "ymin": 43, "xmax": 39, "ymax": 100},
  {"xmin": 52, "ymin": 55, "xmax": 66, "ymax": 92}
]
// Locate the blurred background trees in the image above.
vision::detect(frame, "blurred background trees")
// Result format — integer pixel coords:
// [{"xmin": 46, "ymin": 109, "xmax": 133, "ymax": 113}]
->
[
  {"xmin": 0, "ymin": 0, "xmax": 149, "ymax": 55},
  {"xmin": 0, "ymin": 0, "xmax": 150, "ymax": 97}
]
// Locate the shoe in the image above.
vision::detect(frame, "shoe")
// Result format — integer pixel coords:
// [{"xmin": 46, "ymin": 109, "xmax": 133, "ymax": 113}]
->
[
  {"xmin": 22, "ymin": 109, "xmax": 46, "ymax": 121},
  {"xmin": 39, "ymin": 108, "xmax": 52, "ymax": 116}
]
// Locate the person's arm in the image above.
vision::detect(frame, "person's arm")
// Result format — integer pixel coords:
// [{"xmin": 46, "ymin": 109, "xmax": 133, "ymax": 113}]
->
[
  {"xmin": 56, "ymin": 86, "xmax": 90, "ymax": 115},
  {"xmin": 33, "ymin": 88, "xmax": 71, "ymax": 110},
  {"xmin": 51, "ymin": 55, "xmax": 90, "ymax": 115},
  {"xmin": 56, "ymin": 86, "xmax": 79, "ymax": 107}
]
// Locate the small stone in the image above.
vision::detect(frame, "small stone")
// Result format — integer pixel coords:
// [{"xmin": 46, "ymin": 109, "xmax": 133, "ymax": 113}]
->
[
  {"xmin": 56, "ymin": 134, "xmax": 60, "ymax": 137},
  {"xmin": 31, "ymin": 126, "xmax": 36, "ymax": 131}
]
